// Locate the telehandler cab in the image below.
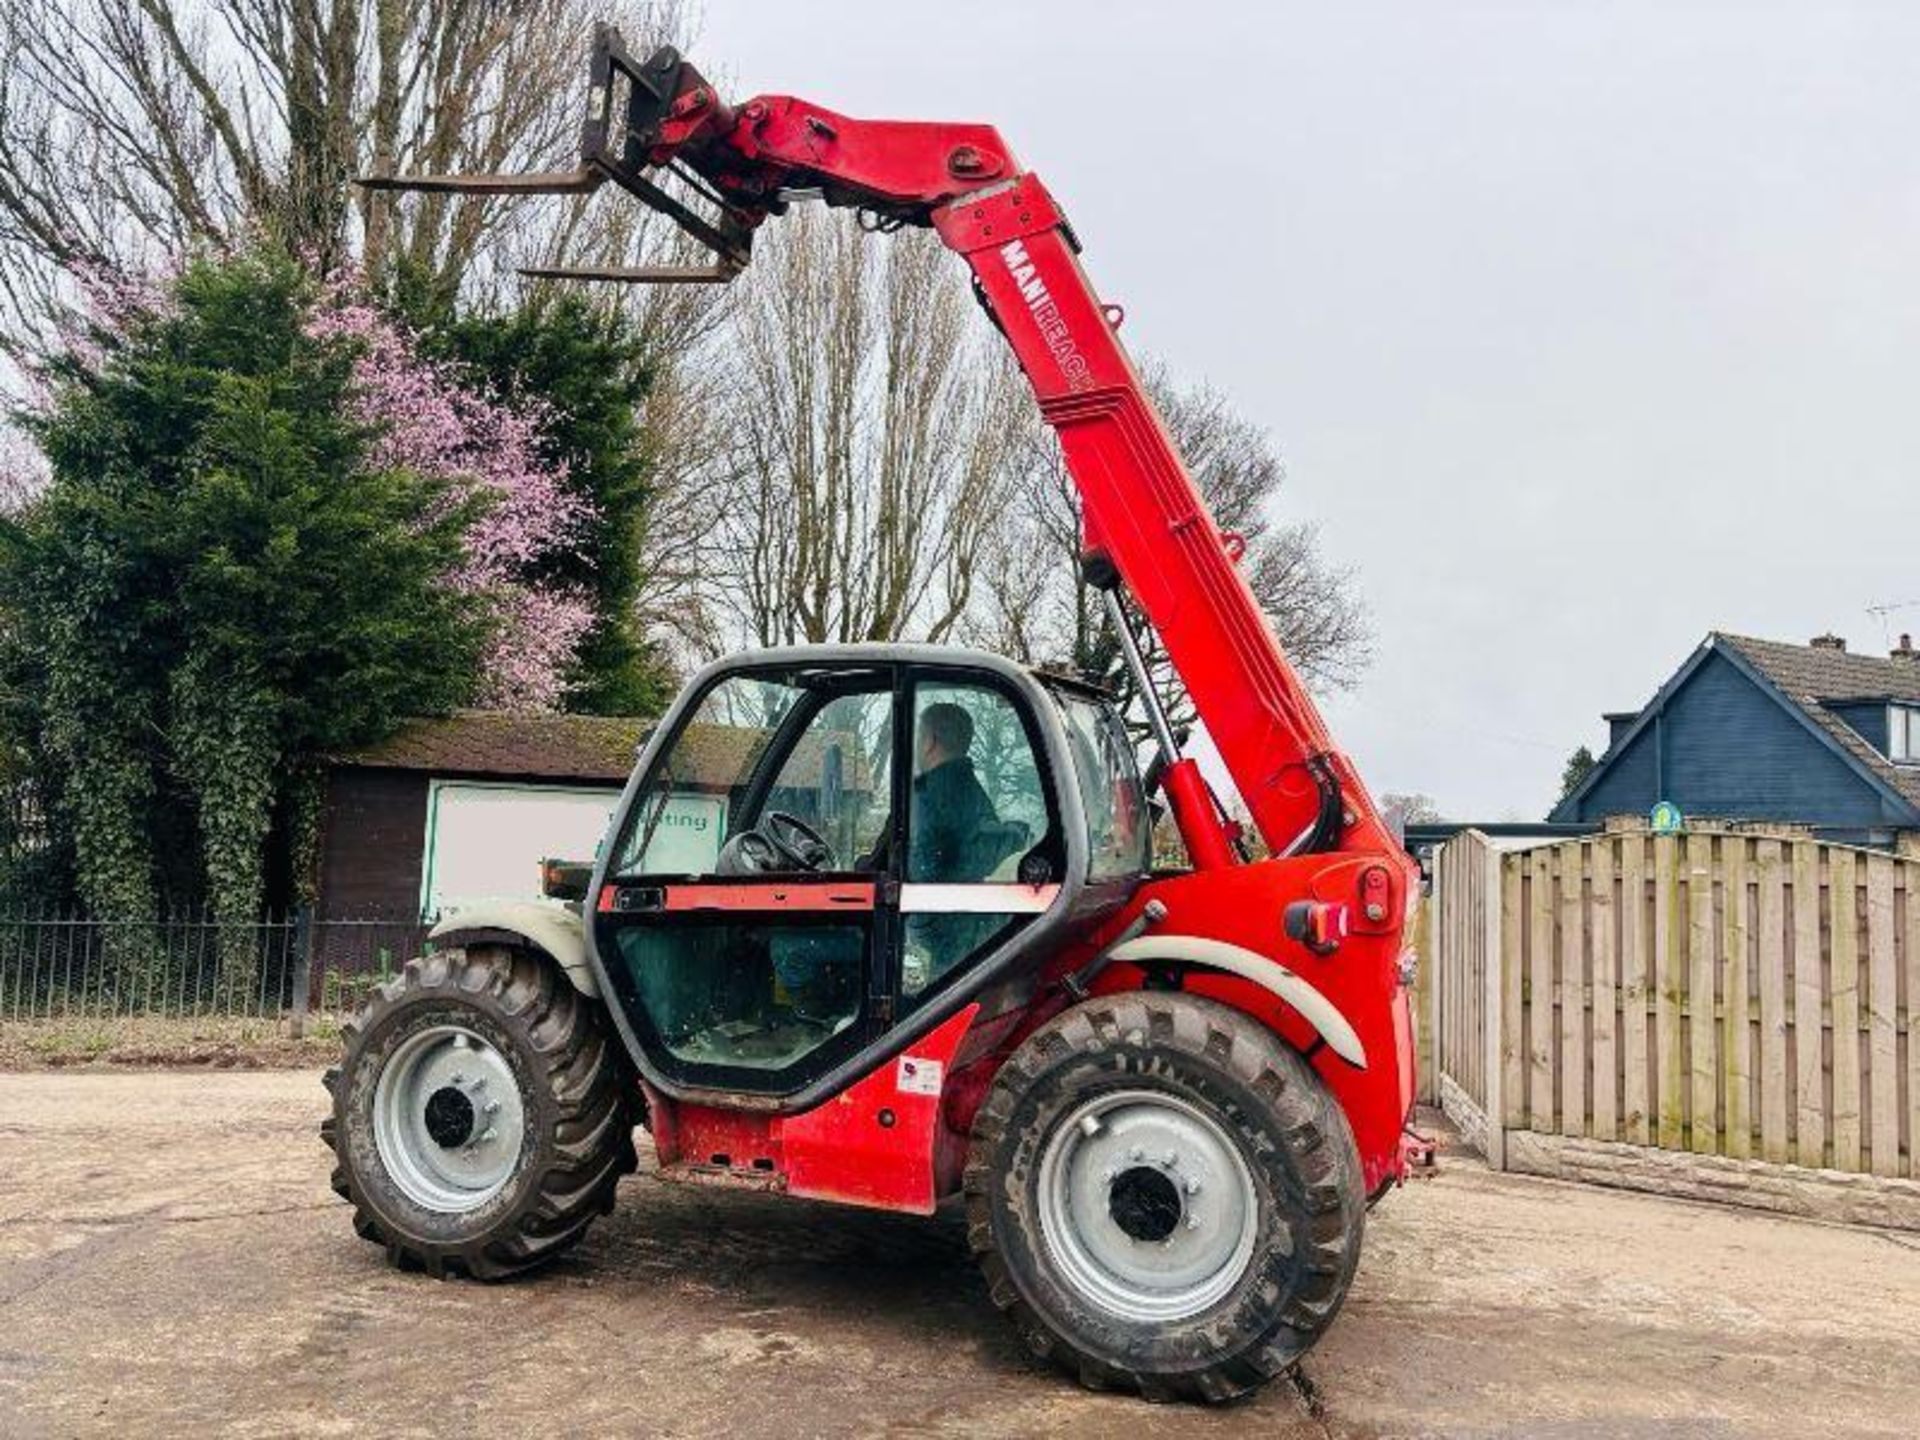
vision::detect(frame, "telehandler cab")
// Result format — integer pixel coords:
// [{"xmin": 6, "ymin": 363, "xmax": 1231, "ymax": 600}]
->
[{"xmin": 324, "ymin": 28, "xmax": 1427, "ymax": 1402}]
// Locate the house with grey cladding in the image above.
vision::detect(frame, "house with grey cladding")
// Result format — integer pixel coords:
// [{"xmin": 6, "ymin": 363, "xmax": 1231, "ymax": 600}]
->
[{"xmin": 1552, "ymin": 631, "xmax": 1920, "ymax": 848}]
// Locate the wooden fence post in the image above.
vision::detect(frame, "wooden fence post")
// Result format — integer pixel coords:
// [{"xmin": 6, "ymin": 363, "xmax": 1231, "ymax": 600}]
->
[
  {"xmin": 1422, "ymin": 846, "xmax": 1442, "ymax": 1108},
  {"xmin": 1792, "ymin": 840, "xmax": 1825, "ymax": 1169},
  {"xmin": 1723, "ymin": 836, "xmax": 1751, "ymax": 1160},
  {"xmin": 1866, "ymin": 853, "xmax": 1898, "ymax": 1178},
  {"xmin": 1686, "ymin": 832, "xmax": 1718, "ymax": 1155},
  {"xmin": 1482, "ymin": 837, "xmax": 1506, "ymax": 1171},
  {"xmin": 1501, "ymin": 849, "xmax": 1525, "ymax": 1137},
  {"xmin": 1591, "ymin": 837, "xmax": 1618, "ymax": 1142},
  {"xmin": 1620, "ymin": 832, "xmax": 1649, "ymax": 1145},
  {"xmin": 1830, "ymin": 848, "xmax": 1862, "ymax": 1171},
  {"xmin": 289, "ymin": 905, "xmax": 314, "ymax": 1040},
  {"xmin": 1654, "ymin": 833, "xmax": 1685, "ymax": 1149},
  {"xmin": 1529, "ymin": 848, "xmax": 1554, "ymax": 1132},
  {"xmin": 1558, "ymin": 844, "xmax": 1586, "ymax": 1139},
  {"xmin": 1754, "ymin": 839, "xmax": 1789, "ymax": 1163}
]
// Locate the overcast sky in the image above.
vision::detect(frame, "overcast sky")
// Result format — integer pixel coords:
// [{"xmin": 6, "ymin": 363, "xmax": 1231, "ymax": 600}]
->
[{"xmin": 700, "ymin": 1, "xmax": 1920, "ymax": 820}]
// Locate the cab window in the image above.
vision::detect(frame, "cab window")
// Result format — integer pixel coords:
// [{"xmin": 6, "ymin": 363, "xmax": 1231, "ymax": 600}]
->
[
  {"xmin": 609, "ymin": 673, "xmax": 796, "ymax": 876},
  {"xmin": 597, "ymin": 669, "xmax": 892, "ymax": 1086},
  {"xmin": 1053, "ymin": 691, "xmax": 1150, "ymax": 881},
  {"xmin": 762, "ymin": 690, "xmax": 894, "ymax": 868},
  {"xmin": 899, "ymin": 679, "xmax": 1053, "ymax": 1010},
  {"xmin": 609, "ymin": 671, "xmax": 891, "ymax": 877}
]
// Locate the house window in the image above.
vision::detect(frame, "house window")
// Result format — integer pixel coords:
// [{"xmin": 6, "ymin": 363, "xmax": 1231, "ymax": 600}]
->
[{"xmin": 1891, "ymin": 706, "xmax": 1920, "ymax": 763}]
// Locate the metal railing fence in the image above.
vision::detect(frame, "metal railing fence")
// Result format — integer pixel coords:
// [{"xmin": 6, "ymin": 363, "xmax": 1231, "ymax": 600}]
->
[{"xmin": 0, "ymin": 907, "xmax": 434, "ymax": 1028}]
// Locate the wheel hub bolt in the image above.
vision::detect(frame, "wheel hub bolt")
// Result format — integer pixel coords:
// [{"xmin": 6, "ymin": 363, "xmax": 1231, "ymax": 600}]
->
[
  {"xmin": 1161, "ymin": 1151, "xmax": 1178, "ymax": 1168},
  {"xmin": 1128, "ymin": 1146, "xmax": 1143, "ymax": 1161},
  {"xmin": 1184, "ymin": 1177, "xmax": 1201, "ymax": 1195}
]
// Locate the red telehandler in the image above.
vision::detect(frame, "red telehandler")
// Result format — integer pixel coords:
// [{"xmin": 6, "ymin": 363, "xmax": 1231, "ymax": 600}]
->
[{"xmin": 324, "ymin": 28, "xmax": 1427, "ymax": 1403}]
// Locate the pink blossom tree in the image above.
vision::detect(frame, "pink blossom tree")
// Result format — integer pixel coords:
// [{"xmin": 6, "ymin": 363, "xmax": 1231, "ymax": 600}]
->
[
  {"xmin": 14, "ymin": 257, "xmax": 598, "ymax": 711},
  {"xmin": 305, "ymin": 280, "xmax": 598, "ymax": 710}
]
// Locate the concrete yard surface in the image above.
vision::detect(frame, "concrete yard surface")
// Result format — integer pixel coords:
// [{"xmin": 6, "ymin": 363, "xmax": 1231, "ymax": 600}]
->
[{"xmin": 2, "ymin": 1070, "xmax": 1916, "ymax": 1438}]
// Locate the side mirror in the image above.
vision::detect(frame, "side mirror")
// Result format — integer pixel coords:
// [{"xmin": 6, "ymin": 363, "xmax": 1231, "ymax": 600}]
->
[
  {"xmin": 541, "ymin": 858, "xmax": 594, "ymax": 902},
  {"xmin": 1018, "ymin": 850, "xmax": 1054, "ymax": 886}
]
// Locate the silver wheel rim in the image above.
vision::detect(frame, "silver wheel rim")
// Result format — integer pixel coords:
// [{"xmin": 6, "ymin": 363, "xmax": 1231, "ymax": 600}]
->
[
  {"xmin": 372, "ymin": 1025, "xmax": 527, "ymax": 1214},
  {"xmin": 1035, "ymin": 1089, "xmax": 1261, "ymax": 1323}
]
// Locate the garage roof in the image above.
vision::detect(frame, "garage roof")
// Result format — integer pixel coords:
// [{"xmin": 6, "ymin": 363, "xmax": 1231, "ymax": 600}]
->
[
  {"xmin": 334, "ymin": 712, "xmax": 877, "ymax": 792},
  {"xmin": 335, "ymin": 711, "xmax": 650, "ymax": 783}
]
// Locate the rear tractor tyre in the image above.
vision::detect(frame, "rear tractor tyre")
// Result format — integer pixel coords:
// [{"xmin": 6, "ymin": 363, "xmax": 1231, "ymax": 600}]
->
[
  {"xmin": 320, "ymin": 944, "xmax": 638, "ymax": 1279},
  {"xmin": 966, "ymin": 991, "xmax": 1365, "ymax": 1403}
]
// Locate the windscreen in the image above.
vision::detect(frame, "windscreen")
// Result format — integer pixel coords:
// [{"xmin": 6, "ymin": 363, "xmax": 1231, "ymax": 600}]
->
[{"xmin": 608, "ymin": 674, "xmax": 804, "ymax": 876}]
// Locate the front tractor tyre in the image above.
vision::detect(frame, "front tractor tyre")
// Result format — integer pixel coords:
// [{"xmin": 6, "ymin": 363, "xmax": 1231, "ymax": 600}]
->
[
  {"xmin": 320, "ymin": 945, "xmax": 637, "ymax": 1279},
  {"xmin": 966, "ymin": 992, "xmax": 1365, "ymax": 1403}
]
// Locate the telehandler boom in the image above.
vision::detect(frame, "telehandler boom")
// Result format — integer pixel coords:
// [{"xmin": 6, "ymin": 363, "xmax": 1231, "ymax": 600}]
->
[{"xmin": 327, "ymin": 28, "xmax": 1426, "ymax": 1403}]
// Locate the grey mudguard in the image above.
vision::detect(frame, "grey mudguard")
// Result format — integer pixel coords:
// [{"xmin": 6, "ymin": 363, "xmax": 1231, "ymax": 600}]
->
[
  {"xmin": 429, "ymin": 900, "xmax": 600, "ymax": 999},
  {"xmin": 1103, "ymin": 934, "xmax": 1366, "ymax": 1069}
]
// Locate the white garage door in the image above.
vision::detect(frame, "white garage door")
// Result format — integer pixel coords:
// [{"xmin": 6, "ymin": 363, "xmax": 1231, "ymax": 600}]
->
[{"xmin": 420, "ymin": 781, "xmax": 621, "ymax": 918}]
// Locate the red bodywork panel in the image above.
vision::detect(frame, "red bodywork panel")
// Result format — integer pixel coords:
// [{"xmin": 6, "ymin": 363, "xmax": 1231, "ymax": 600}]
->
[
  {"xmin": 647, "ymin": 1007, "xmax": 978, "ymax": 1214},
  {"xmin": 598, "ymin": 882, "xmax": 876, "ymax": 913},
  {"xmin": 581, "ymin": 47, "xmax": 1422, "ymax": 1208},
  {"xmin": 663, "ymin": 882, "xmax": 875, "ymax": 913}
]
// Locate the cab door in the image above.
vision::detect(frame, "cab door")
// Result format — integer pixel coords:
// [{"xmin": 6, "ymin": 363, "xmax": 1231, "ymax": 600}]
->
[
  {"xmin": 893, "ymin": 671, "xmax": 1062, "ymax": 1016},
  {"xmin": 593, "ymin": 666, "xmax": 901, "ymax": 1093}
]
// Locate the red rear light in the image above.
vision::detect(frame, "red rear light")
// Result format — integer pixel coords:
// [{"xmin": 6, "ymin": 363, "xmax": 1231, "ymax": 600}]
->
[{"xmin": 1284, "ymin": 900, "xmax": 1348, "ymax": 956}]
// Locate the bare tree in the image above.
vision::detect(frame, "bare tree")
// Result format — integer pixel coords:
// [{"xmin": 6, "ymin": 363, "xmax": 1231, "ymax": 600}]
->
[
  {"xmin": 0, "ymin": 0, "xmax": 693, "ymax": 350},
  {"xmin": 1379, "ymin": 792, "xmax": 1443, "ymax": 833},
  {"xmin": 982, "ymin": 361, "xmax": 1372, "ymax": 725},
  {"xmin": 704, "ymin": 206, "xmax": 1028, "ymax": 651},
  {"xmin": 673, "ymin": 204, "xmax": 1368, "ymax": 705},
  {"xmin": 629, "ymin": 357, "xmax": 733, "ymax": 661}
]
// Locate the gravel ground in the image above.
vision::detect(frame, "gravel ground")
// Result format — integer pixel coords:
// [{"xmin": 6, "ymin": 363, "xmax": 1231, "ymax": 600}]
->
[
  {"xmin": 0, "ymin": 1017, "xmax": 341, "ymax": 1071},
  {"xmin": 2, "ymin": 1070, "xmax": 1917, "ymax": 1438}
]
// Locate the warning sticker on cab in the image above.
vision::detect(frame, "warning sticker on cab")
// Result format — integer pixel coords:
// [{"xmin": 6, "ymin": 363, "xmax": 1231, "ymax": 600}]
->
[{"xmin": 896, "ymin": 1056, "xmax": 944, "ymax": 1096}]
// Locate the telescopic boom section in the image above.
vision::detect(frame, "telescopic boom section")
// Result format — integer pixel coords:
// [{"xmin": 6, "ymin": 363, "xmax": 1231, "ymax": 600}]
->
[
  {"xmin": 932, "ymin": 189, "xmax": 1392, "ymax": 864},
  {"xmin": 684, "ymin": 110, "xmax": 1389, "ymax": 860},
  {"xmin": 367, "ymin": 31, "xmax": 1394, "ymax": 865}
]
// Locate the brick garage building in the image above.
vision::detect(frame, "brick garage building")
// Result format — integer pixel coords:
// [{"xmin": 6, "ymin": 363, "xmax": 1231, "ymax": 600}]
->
[{"xmin": 316, "ymin": 711, "xmax": 649, "ymax": 924}]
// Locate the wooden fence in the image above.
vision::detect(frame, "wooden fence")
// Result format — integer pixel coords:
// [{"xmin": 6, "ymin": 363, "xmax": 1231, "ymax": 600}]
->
[
  {"xmin": 1421, "ymin": 828, "xmax": 1920, "ymax": 1187},
  {"xmin": 1422, "ymin": 829, "xmax": 1496, "ymax": 1144}
]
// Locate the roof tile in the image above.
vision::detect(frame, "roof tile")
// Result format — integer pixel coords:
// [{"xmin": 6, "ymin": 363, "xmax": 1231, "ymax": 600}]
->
[
  {"xmin": 1717, "ymin": 634, "xmax": 1920, "ymax": 810},
  {"xmin": 332, "ymin": 711, "xmax": 881, "ymax": 792},
  {"xmin": 334, "ymin": 711, "xmax": 651, "ymax": 782}
]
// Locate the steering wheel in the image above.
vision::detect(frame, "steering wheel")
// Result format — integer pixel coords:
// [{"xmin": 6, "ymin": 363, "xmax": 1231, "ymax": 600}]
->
[
  {"xmin": 719, "ymin": 830, "xmax": 785, "ymax": 875},
  {"xmin": 712, "ymin": 811, "xmax": 838, "ymax": 876},
  {"xmin": 763, "ymin": 811, "xmax": 835, "ymax": 871}
]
